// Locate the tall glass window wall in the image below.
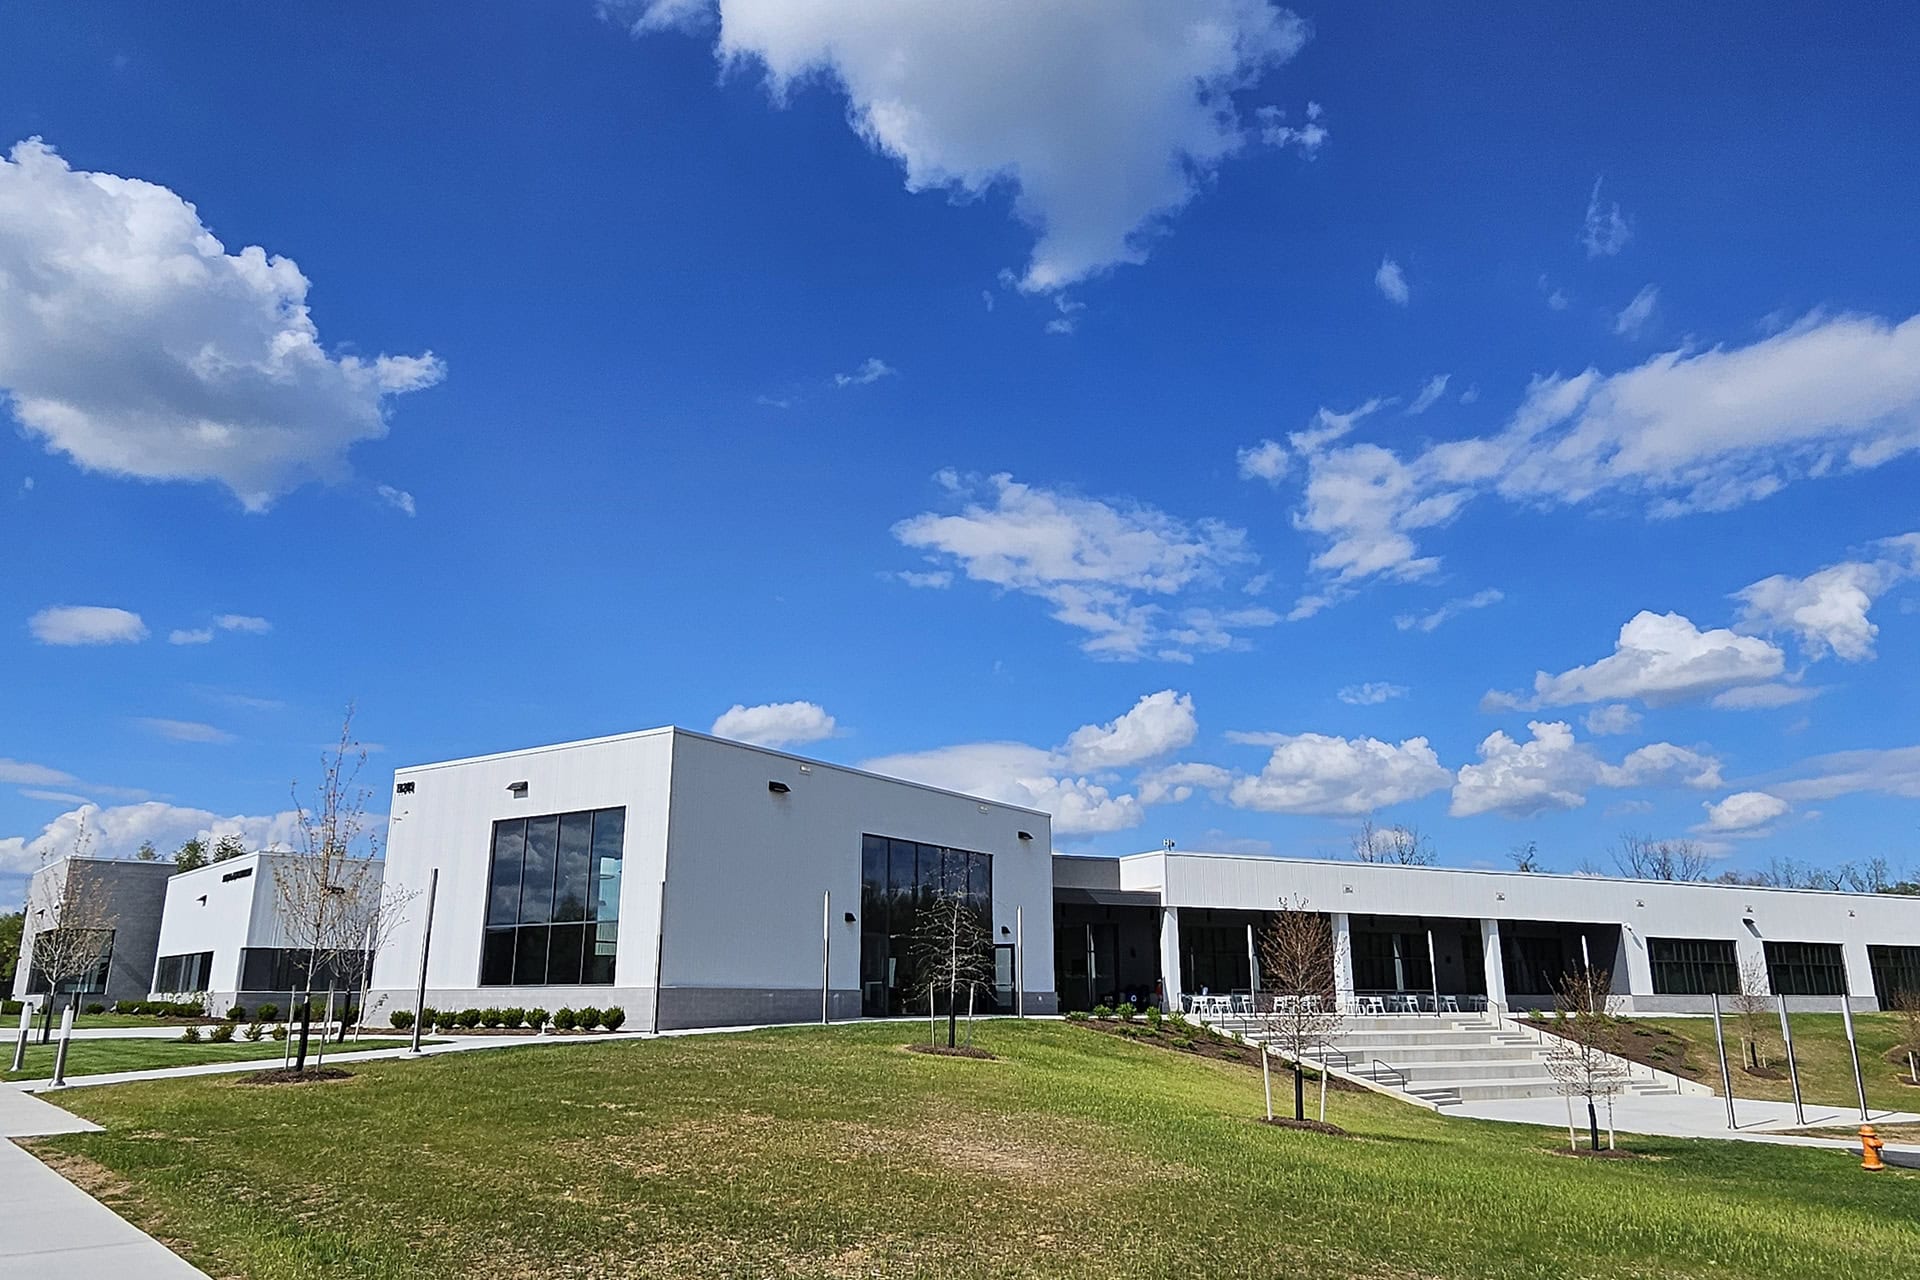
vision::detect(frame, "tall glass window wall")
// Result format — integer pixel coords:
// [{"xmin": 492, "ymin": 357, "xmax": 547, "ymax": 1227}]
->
[
  {"xmin": 1647, "ymin": 938, "xmax": 1740, "ymax": 995},
  {"xmin": 859, "ymin": 834, "xmax": 992, "ymax": 1016},
  {"xmin": 480, "ymin": 807, "xmax": 624, "ymax": 986},
  {"xmin": 1764, "ymin": 940, "xmax": 1848, "ymax": 997},
  {"xmin": 1869, "ymin": 945, "xmax": 1920, "ymax": 1007}
]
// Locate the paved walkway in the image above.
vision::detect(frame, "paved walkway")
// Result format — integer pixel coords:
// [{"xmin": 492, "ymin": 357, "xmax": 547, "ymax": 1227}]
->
[{"xmin": 1454, "ymin": 1088, "xmax": 1920, "ymax": 1154}]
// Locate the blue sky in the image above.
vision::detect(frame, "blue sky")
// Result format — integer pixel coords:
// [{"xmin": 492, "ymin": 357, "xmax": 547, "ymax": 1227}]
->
[{"xmin": 4, "ymin": 2, "xmax": 1919, "ymax": 905}]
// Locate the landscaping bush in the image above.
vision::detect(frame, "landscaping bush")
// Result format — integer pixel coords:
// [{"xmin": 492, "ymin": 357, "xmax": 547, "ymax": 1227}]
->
[
  {"xmin": 500, "ymin": 1006, "xmax": 525, "ymax": 1030},
  {"xmin": 1145, "ymin": 1006, "xmax": 1162, "ymax": 1031},
  {"xmin": 226, "ymin": 1004, "xmax": 247, "ymax": 1021},
  {"xmin": 209, "ymin": 1023, "xmax": 235, "ymax": 1043},
  {"xmin": 602, "ymin": 1007, "xmax": 625, "ymax": 1032},
  {"xmin": 85, "ymin": 1002, "xmax": 106, "ymax": 1015},
  {"xmin": 1091, "ymin": 1004, "xmax": 1113, "ymax": 1020},
  {"xmin": 481, "ymin": 1008, "xmax": 504, "ymax": 1029},
  {"xmin": 113, "ymin": 1000, "xmax": 139, "ymax": 1015},
  {"xmin": 419, "ymin": 1007, "xmax": 437, "ymax": 1031},
  {"xmin": 171, "ymin": 1000, "xmax": 206, "ymax": 1018},
  {"xmin": 244, "ymin": 1022, "xmax": 265, "ymax": 1042},
  {"xmin": 527, "ymin": 1007, "xmax": 549, "ymax": 1032},
  {"xmin": 1116, "ymin": 1002, "xmax": 1137, "ymax": 1023},
  {"xmin": 575, "ymin": 1007, "xmax": 601, "ymax": 1032},
  {"xmin": 0, "ymin": 999, "xmax": 20, "ymax": 1017},
  {"xmin": 257, "ymin": 1003, "xmax": 280, "ymax": 1023},
  {"xmin": 553, "ymin": 1007, "xmax": 577, "ymax": 1032},
  {"xmin": 457, "ymin": 1008, "xmax": 483, "ymax": 1029},
  {"xmin": 390, "ymin": 1010, "xmax": 415, "ymax": 1030},
  {"xmin": 271, "ymin": 1026, "xmax": 287, "ymax": 1041},
  {"xmin": 180, "ymin": 1025, "xmax": 202, "ymax": 1043},
  {"xmin": 1066, "ymin": 1009, "xmax": 1090, "ymax": 1022}
]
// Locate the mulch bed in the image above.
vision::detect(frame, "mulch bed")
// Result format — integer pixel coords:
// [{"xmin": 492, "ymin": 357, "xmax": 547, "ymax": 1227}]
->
[
  {"xmin": 1259, "ymin": 1116, "xmax": 1349, "ymax": 1136},
  {"xmin": 905, "ymin": 1043, "xmax": 997, "ymax": 1060},
  {"xmin": 238, "ymin": 1067, "xmax": 353, "ymax": 1085},
  {"xmin": 1546, "ymin": 1146, "xmax": 1645, "ymax": 1161}
]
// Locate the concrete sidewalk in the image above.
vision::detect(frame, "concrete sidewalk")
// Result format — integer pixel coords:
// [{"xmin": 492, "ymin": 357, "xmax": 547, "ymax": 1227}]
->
[
  {"xmin": 1454, "ymin": 1088, "xmax": 1920, "ymax": 1154},
  {"xmin": 0, "ymin": 1084, "xmax": 208, "ymax": 1278}
]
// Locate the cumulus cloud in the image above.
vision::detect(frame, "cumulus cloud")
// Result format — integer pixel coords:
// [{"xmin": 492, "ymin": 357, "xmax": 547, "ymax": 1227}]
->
[
  {"xmin": 710, "ymin": 700, "xmax": 838, "ymax": 748},
  {"xmin": 0, "ymin": 139, "xmax": 444, "ymax": 511},
  {"xmin": 1337, "ymin": 681, "xmax": 1408, "ymax": 706},
  {"xmin": 1701, "ymin": 790, "xmax": 1789, "ymax": 833},
  {"xmin": 833, "ymin": 357, "xmax": 896, "ymax": 387},
  {"xmin": 1581, "ymin": 177, "xmax": 1632, "ymax": 257},
  {"xmin": 1374, "ymin": 256, "xmax": 1409, "ymax": 305},
  {"xmin": 0, "ymin": 800, "xmax": 305, "ymax": 875},
  {"xmin": 1062, "ymin": 690, "xmax": 1197, "ymax": 769},
  {"xmin": 892, "ymin": 471, "xmax": 1264, "ymax": 660},
  {"xmin": 618, "ymin": 1, "xmax": 1312, "ymax": 291},
  {"xmin": 1733, "ymin": 533, "xmax": 1920, "ymax": 661},
  {"xmin": 1449, "ymin": 720, "xmax": 1721, "ymax": 818},
  {"xmin": 1406, "ymin": 374, "xmax": 1450, "ymax": 415},
  {"xmin": 1228, "ymin": 732, "xmax": 1451, "ymax": 816},
  {"xmin": 1255, "ymin": 101, "xmax": 1328, "ymax": 156},
  {"xmin": 1393, "ymin": 588, "xmax": 1503, "ymax": 633},
  {"xmin": 168, "ymin": 613, "xmax": 270, "ymax": 646},
  {"xmin": 376, "ymin": 484, "xmax": 417, "ymax": 516},
  {"xmin": 1487, "ymin": 611, "xmax": 1785, "ymax": 709},
  {"xmin": 1261, "ymin": 312, "xmax": 1920, "ymax": 599},
  {"xmin": 1583, "ymin": 704, "xmax": 1642, "ymax": 736},
  {"xmin": 1236, "ymin": 438, "xmax": 1290, "ymax": 485},
  {"xmin": 29, "ymin": 604, "xmax": 147, "ymax": 645},
  {"xmin": 1613, "ymin": 284, "xmax": 1659, "ymax": 337},
  {"xmin": 1135, "ymin": 761, "xmax": 1234, "ymax": 805}
]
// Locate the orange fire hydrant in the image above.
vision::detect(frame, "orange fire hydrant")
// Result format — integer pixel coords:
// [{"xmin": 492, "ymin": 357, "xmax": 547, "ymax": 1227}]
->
[{"xmin": 1860, "ymin": 1125, "xmax": 1885, "ymax": 1172}]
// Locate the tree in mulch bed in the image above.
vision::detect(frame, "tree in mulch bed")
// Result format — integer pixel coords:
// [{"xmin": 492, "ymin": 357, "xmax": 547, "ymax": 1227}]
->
[
  {"xmin": 1256, "ymin": 897, "xmax": 1347, "ymax": 1125},
  {"xmin": 910, "ymin": 888, "xmax": 996, "ymax": 1056},
  {"xmin": 241, "ymin": 1067, "xmax": 352, "ymax": 1085}
]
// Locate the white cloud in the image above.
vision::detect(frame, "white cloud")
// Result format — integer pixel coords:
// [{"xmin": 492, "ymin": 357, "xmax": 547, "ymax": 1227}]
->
[
  {"xmin": 1540, "ymin": 276, "xmax": 1571, "ymax": 311},
  {"xmin": 710, "ymin": 700, "xmax": 838, "ymax": 748},
  {"xmin": 168, "ymin": 613, "xmax": 269, "ymax": 646},
  {"xmin": 29, "ymin": 604, "xmax": 147, "ymax": 645},
  {"xmin": 169, "ymin": 628, "xmax": 214, "ymax": 645},
  {"xmin": 376, "ymin": 483, "xmax": 417, "ymax": 516},
  {"xmin": 1062, "ymin": 689, "xmax": 1196, "ymax": 770},
  {"xmin": 0, "ymin": 139, "xmax": 443, "ymax": 511},
  {"xmin": 863, "ymin": 741, "xmax": 1141, "ymax": 834},
  {"xmin": 1236, "ymin": 438, "xmax": 1290, "ymax": 485},
  {"xmin": 1275, "ymin": 312, "xmax": 1920, "ymax": 594},
  {"xmin": 1701, "ymin": 790, "xmax": 1789, "ymax": 833},
  {"xmin": 1583, "ymin": 704, "xmax": 1641, "ymax": 736},
  {"xmin": 833, "ymin": 357, "xmax": 897, "ymax": 387},
  {"xmin": 1732, "ymin": 533, "xmax": 1920, "ymax": 661},
  {"xmin": 0, "ymin": 758, "xmax": 79, "ymax": 787},
  {"xmin": 620, "ymin": 1, "xmax": 1311, "ymax": 291},
  {"xmin": 1490, "ymin": 611, "xmax": 1784, "ymax": 709},
  {"xmin": 1708, "ymin": 683, "xmax": 1819, "ymax": 711},
  {"xmin": 1613, "ymin": 284, "xmax": 1659, "ymax": 337},
  {"xmin": 1407, "ymin": 374, "xmax": 1450, "ymax": 415},
  {"xmin": 1581, "ymin": 177, "xmax": 1631, "ymax": 257},
  {"xmin": 0, "ymin": 800, "xmax": 304, "ymax": 875},
  {"xmin": 1228, "ymin": 732, "xmax": 1450, "ymax": 816},
  {"xmin": 1774, "ymin": 746, "xmax": 1920, "ymax": 802},
  {"xmin": 894, "ymin": 569, "xmax": 953, "ymax": 589},
  {"xmin": 1255, "ymin": 103, "xmax": 1328, "ymax": 156},
  {"xmin": 1449, "ymin": 720, "xmax": 1721, "ymax": 818},
  {"xmin": 1374, "ymin": 256, "xmax": 1409, "ymax": 305},
  {"xmin": 1337, "ymin": 681, "xmax": 1408, "ymax": 706},
  {"xmin": 1393, "ymin": 588, "xmax": 1503, "ymax": 633},
  {"xmin": 1136, "ymin": 761, "xmax": 1234, "ymax": 805},
  {"xmin": 892, "ymin": 472, "xmax": 1260, "ymax": 660},
  {"xmin": 135, "ymin": 717, "xmax": 235, "ymax": 744}
]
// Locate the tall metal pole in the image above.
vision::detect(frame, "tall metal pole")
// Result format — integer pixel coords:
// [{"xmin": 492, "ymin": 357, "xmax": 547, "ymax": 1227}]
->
[
  {"xmin": 1840, "ymin": 993, "xmax": 1870, "ymax": 1121},
  {"xmin": 1246, "ymin": 923, "xmax": 1260, "ymax": 1005},
  {"xmin": 1711, "ymin": 994, "xmax": 1737, "ymax": 1129},
  {"xmin": 409, "ymin": 868, "xmax": 438, "ymax": 1055},
  {"xmin": 1426, "ymin": 929, "xmax": 1440, "ymax": 1017},
  {"xmin": 1014, "ymin": 906, "xmax": 1024, "ymax": 1018},
  {"xmin": 1776, "ymin": 994, "xmax": 1805, "ymax": 1126},
  {"xmin": 821, "ymin": 890, "xmax": 831, "ymax": 1025}
]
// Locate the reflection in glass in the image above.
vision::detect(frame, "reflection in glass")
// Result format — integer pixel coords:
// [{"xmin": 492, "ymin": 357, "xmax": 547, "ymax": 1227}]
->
[
  {"xmin": 520, "ymin": 816, "xmax": 558, "ymax": 924},
  {"xmin": 482, "ymin": 808, "xmax": 625, "ymax": 987},
  {"xmin": 487, "ymin": 820, "xmax": 526, "ymax": 926},
  {"xmin": 554, "ymin": 812, "xmax": 591, "ymax": 922}
]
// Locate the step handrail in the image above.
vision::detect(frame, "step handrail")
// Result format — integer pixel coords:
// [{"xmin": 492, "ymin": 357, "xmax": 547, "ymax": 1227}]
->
[{"xmin": 1370, "ymin": 1058, "xmax": 1407, "ymax": 1088}]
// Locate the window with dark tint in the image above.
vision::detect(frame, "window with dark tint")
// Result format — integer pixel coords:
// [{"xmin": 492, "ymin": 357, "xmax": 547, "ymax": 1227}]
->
[
  {"xmin": 27, "ymin": 929, "xmax": 114, "ymax": 996},
  {"xmin": 858, "ymin": 833, "xmax": 993, "ymax": 1016},
  {"xmin": 1868, "ymin": 945, "xmax": 1920, "ymax": 1007},
  {"xmin": 480, "ymin": 806, "xmax": 625, "ymax": 986},
  {"xmin": 237, "ymin": 947, "xmax": 367, "ymax": 993},
  {"xmin": 1648, "ymin": 938, "xmax": 1739, "ymax": 995},
  {"xmin": 154, "ymin": 950, "xmax": 215, "ymax": 992},
  {"xmin": 1764, "ymin": 940, "xmax": 1848, "ymax": 997}
]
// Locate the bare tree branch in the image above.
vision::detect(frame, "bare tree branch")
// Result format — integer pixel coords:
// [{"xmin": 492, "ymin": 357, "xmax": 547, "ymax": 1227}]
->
[{"xmin": 1257, "ymin": 898, "xmax": 1346, "ymax": 1121}]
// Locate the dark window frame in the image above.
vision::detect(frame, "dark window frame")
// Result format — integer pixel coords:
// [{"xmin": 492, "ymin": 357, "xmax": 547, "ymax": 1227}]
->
[
  {"xmin": 1647, "ymin": 937, "xmax": 1740, "ymax": 996},
  {"xmin": 479, "ymin": 807, "xmax": 625, "ymax": 987},
  {"xmin": 1764, "ymin": 940, "xmax": 1849, "ymax": 998}
]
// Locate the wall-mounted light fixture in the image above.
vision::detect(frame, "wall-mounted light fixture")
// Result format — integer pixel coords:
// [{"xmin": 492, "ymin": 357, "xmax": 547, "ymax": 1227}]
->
[
  {"xmin": 977, "ymin": 803, "xmax": 990, "ymax": 813},
  {"xmin": 1495, "ymin": 892, "xmax": 1506, "ymax": 901},
  {"xmin": 1342, "ymin": 884, "xmax": 1354, "ymax": 894},
  {"xmin": 1636, "ymin": 899, "xmax": 1645, "ymax": 908},
  {"xmin": 844, "ymin": 911, "xmax": 856, "ymax": 924},
  {"xmin": 768, "ymin": 780, "xmax": 791, "ymax": 794},
  {"xmin": 1017, "ymin": 830, "xmax": 1034, "ymax": 842},
  {"xmin": 798, "ymin": 764, "xmax": 812, "ymax": 774},
  {"xmin": 1001, "ymin": 925, "xmax": 1012, "ymax": 936},
  {"xmin": 507, "ymin": 780, "xmax": 528, "ymax": 798}
]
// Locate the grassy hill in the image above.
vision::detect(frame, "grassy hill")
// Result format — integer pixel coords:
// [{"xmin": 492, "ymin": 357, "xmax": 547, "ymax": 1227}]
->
[
  {"xmin": 1609, "ymin": 1011, "xmax": 1919, "ymax": 1113},
  {"xmin": 30, "ymin": 1020, "xmax": 1917, "ymax": 1279}
]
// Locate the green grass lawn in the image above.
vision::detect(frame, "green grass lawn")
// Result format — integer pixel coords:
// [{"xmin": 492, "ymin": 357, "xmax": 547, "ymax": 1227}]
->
[
  {"xmin": 28, "ymin": 1021, "xmax": 1918, "ymax": 1280},
  {"xmin": 1614, "ymin": 1012, "xmax": 1920, "ymax": 1113},
  {"xmin": 5, "ymin": 1036, "xmax": 418, "ymax": 1082}
]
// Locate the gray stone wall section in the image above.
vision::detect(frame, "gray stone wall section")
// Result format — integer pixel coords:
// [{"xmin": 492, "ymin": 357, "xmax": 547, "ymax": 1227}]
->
[
  {"xmin": 656, "ymin": 986, "xmax": 863, "ymax": 1030},
  {"xmin": 14, "ymin": 859, "xmax": 173, "ymax": 1008}
]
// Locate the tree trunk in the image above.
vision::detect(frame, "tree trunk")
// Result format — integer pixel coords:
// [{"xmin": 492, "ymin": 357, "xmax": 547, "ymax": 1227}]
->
[
  {"xmin": 1587, "ymin": 1098, "xmax": 1600, "ymax": 1152},
  {"xmin": 946, "ymin": 987, "xmax": 958, "ymax": 1049},
  {"xmin": 1294, "ymin": 1060, "xmax": 1306, "ymax": 1122},
  {"xmin": 295, "ymin": 1001, "xmax": 312, "ymax": 1072}
]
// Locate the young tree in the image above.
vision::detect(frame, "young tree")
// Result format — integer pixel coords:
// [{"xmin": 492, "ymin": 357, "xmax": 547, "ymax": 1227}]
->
[
  {"xmin": 911, "ymin": 888, "xmax": 994, "ymax": 1049},
  {"xmin": 0, "ymin": 909, "xmax": 21, "ymax": 992},
  {"xmin": 174, "ymin": 837, "xmax": 210, "ymax": 872},
  {"xmin": 134, "ymin": 840, "xmax": 159, "ymax": 862},
  {"xmin": 1611, "ymin": 832, "xmax": 1709, "ymax": 882},
  {"xmin": 1893, "ymin": 989, "xmax": 1920, "ymax": 1085},
  {"xmin": 1257, "ymin": 898, "xmax": 1346, "ymax": 1122},
  {"xmin": 1351, "ymin": 816, "xmax": 1435, "ymax": 866},
  {"xmin": 211, "ymin": 834, "xmax": 248, "ymax": 863},
  {"xmin": 24, "ymin": 824, "xmax": 120, "ymax": 1042},
  {"xmin": 1542, "ymin": 967, "xmax": 1628, "ymax": 1151},
  {"xmin": 273, "ymin": 708, "xmax": 386, "ymax": 1069},
  {"xmin": 1730, "ymin": 954, "xmax": 1776, "ymax": 1071}
]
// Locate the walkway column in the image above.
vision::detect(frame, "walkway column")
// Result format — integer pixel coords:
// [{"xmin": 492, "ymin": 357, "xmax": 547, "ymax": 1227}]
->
[
  {"xmin": 1331, "ymin": 912, "xmax": 1355, "ymax": 1001},
  {"xmin": 1480, "ymin": 918, "xmax": 1508, "ymax": 1011},
  {"xmin": 1158, "ymin": 906, "xmax": 1183, "ymax": 1012}
]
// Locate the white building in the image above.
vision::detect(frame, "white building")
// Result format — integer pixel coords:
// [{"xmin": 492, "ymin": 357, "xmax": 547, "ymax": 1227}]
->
[
  {"xmin": 365, "ymin": 727, "xmax": 1058, "ymax": 1031},
  {"xmin": 1055, "ymin": 850, "xmax": 1920, "ymax": 1015},
  {"xmin": 150, "ymin": 851, "xmax": 385, "ymax": 1014}
]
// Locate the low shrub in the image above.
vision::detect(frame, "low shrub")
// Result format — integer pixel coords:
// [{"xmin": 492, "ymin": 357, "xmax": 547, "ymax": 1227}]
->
[
  {"xmin": 480, "ymin": 1008, "xmax": 504, "ymax": 1029},
  {"xmin": 1066, "ymin": 1009, "xmax": 1090, "ymax": 1022},
  {"xmin": 209, "ymin": 1022, "xmax": 235, "ymax": 1043},
  {"xmin": 0, "ymin": 999, "xmax": 20, "ymax": 1017},
  {"xmin": 574, "ymin": 1006, "xmax": 601, "ymax": 1032},
  {"xmin": 457, "ymin": 1008, "xmax": 483, "ymax": 1030},
  {"xmin": 1091, "ymin": 1004, "xmax": 1114, "ymax": 1020},
  {"xmin": 226, "ymin": 1004, "xmax": 247, "ymax": 1021},
  {"xmin": 1145, "ymin": 1006, "xmax": 1162, "ymax": 1030},
  {"xmin": 180, "ymin": 1024, "xmax": 202, "ymax": 1043},
  {"xmin": 84, "ymin": 1002, "xmax": 106, "ymax": 1015},
  {"xmin": 419, "ymin": 1007, "xmax": 437, "ymax": 1030},
  {"xmin": 271, "ymin": 1026, "xmax": 288, "ymax": 1041},
  {"xmin": 243, "ymin": 1021, "xmax": 265, "ymax": 1042},
  {"xmin": 1116, "ymin": 1001, "xmax": 1137, "ymax": 1023},
  {"xmin": 113, "ymin": 1000, "xmax": 139, "ymax": 1015},
  {"xmin": 602, "ymin": 1007, "xmax": 625, "ymax": 1032},
  {"xmin": 170, "ymin": 1000, "xmax": 205, "ymax": 1019},
  {"xmin": 527, "ymin": 1007, "xmax": 550, "ymax": 1032},
  {"xmin": 499, "ymin": 1006, "xmax": 525, "ymax": 1030},
  {"xmin": 553, "ymin": 1007, "xmax": 577, "ymax": 1032},
  {"xmin": 257, "ymin": 1003, "xmax": 281, "ymax": 1023},
  {"xmin": 390, "ymin": 1010, "xmax": 415, "ymax": 1030}
]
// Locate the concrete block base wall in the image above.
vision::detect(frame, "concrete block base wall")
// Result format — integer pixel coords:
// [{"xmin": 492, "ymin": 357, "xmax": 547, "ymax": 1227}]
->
[{"xmin": 366, "ymin": 986, "xmax": 656, "ymax": 1032}]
